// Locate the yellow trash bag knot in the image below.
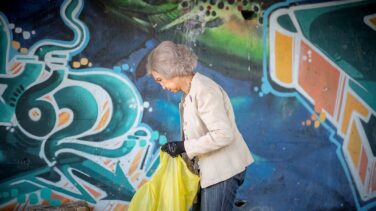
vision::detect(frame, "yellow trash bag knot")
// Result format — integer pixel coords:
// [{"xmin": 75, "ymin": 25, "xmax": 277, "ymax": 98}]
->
[{"xmin": 129, "ymin": 151, "xmax": 200, "ymax": 211}]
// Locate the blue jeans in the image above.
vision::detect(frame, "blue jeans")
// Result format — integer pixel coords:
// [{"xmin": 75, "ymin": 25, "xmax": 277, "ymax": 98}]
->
[{"xmin": 191, "ymin": 170, "xmax": 246, "ymax": 211}]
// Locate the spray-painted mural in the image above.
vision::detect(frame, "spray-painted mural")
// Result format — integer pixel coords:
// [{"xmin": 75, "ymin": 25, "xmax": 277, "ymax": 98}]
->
[
  {"xmin": 0, "ymin": 0, "xmax": 374, "ymax": 210},
  {"xmin": 267, "ymin": 0, "xmax": 376, "ymax": 209}
]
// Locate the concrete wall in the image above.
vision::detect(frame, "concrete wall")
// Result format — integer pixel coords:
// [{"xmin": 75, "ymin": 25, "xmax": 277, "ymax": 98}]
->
[{"xmin": 0, "ymin": 0, "xmax": 375, "ymax": 210}]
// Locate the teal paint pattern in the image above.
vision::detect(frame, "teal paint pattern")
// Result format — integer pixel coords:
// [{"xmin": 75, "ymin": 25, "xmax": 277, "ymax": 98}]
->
[{"xmin": 0, "ymin": 0, "xmax": 161, "ymax": 208}]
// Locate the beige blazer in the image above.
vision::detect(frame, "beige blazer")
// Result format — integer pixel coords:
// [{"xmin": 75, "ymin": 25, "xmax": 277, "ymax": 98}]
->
[{"xmin": 180, "ymin": 73, "xmax": 254, "ymax": 188}]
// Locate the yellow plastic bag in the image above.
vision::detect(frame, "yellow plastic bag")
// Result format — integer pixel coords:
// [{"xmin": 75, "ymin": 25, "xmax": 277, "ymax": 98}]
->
[{"xmin": 128, "ymin": 151, "xmax": 200, "ymax": 211}]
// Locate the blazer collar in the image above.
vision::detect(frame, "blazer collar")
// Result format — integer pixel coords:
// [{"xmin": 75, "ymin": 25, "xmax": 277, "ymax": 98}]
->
[
  {"xmin": 188, "ymin": 72, "xmax": 202, "ymax": 96},
  {"xmin": 180, "ymin": 72, "xmax": 200, "ymax": 106}
]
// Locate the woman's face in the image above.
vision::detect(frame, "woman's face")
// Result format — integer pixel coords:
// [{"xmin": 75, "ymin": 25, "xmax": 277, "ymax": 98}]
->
[{"xmin": 151, "ymin": 70, "xmax": 181, "ymax": 93}]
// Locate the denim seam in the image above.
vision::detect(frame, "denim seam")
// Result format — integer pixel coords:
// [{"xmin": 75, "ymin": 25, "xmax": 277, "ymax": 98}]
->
[{"xmin": 220, "ymin": 181, "xmax": 227, "ymax": 211}]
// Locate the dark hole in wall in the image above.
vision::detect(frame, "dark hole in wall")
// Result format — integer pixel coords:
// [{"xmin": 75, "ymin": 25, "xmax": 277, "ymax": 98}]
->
[
  {"xmin": 241, "ymin": 10, "xmax": 255, "ymax": 20},
  {"xmin": 234, "ymin": 199, "xmax": 247, "ymax": 208}
]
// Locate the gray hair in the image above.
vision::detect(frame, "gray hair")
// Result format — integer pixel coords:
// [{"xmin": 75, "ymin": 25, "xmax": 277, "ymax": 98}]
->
[{"xmin": 146, "ymin": 41, "xmax": 198, "ymax": 79}]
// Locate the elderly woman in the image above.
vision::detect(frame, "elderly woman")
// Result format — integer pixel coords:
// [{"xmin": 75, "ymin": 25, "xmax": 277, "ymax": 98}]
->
[{"xmin": 147, "ymin": 41, "xmax": 254, "ymax": 211}]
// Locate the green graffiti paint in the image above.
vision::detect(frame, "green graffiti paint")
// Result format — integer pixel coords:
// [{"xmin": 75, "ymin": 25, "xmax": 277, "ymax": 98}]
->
[
  {"xmin": 151, "ymin": 131, "xmax": 160, "ymax": 141},
  {"xmin": 200, "ymin": 28, "xmax": 263, "ymax": 62},
  {"xmin": 17, "ymin": 195, "xmax": 26, "ymax": 203},
  {"xmin": 67, "ymin": 73, "xmax": 142, "ymax": 140},
  {"xmin": 135, "ymin": 129, "xmax": 147, "ymax": 136},
  {"xmin": 126, "ymin": 140, "xmax": 136, "ymax": 148},
  {"xmin": 139, "ymin": 139, "xmax": 147, "ymax": 147},
  {"xmin": 127, "ymin": 135, "xmax": 139, "ymax": 140},
  {"xmin": 15, "ymin": 69, "xmax": 63, "ymax": 137},
  {"xmin": 50, "ymin": 199, "xmax": 62, "ymax": 206},
  {"xmin": 34, "ymin": 0, "xmax": 87, "ymax": 60},
  {"xmin": 159, "ymin": 135, "xmax": 167, "ymax": 145},
  {"xmin": 0, "ymin": 151, "xmax": 4, "ymax": 162},
  {"xmin": 10, "ymin": 189, "xmax": 18, "ymax": 197},
  {"xmin": 0, "ymin": 0, "xmax": 156, "ymax": 205},
  {"xmin": 277, "ymin": 14, "xmax": 297, "ymax": 33},
  {"xmin": 0, "ymin": 15, "xmax": 8, "ymax": 75},
  {"xmin": 2, "ymin": 192, "xmax": 9, "ymax": 198},
  {"xmin": 0, "ymin": 58, "xmax": 44, "ymax": 123},
  {"xmin": 41, "ymin": 188, "xmax": 52, "ymax": 200},
  {"xmin": 29, "ymin": 193, "xmax": 38, "ymax": 204}
]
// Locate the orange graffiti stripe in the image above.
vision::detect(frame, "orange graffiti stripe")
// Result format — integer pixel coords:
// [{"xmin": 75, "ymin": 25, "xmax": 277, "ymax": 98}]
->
[
  {"xmin": 12, "ymin": 65, "xmax": 23, "ymax": 75},
  {"xmin": 137, "ymin": 178, "xmax": 148, "ymax": 189},
  {"xmin": 95, "ymin": 109, "xmax": 110, "ymax": 131},
  {"xmin": 341, "ymin": 92, "xmax": 368, "ymax": 134},
  {"xmin": 128, "ymin": 149, "xmax": 143, "ymax": 175},
  {"xmin": 103, "ymin": 159, "xmax": 116, "ymax": 171},
  {"xmin": 131, "ymin": 171, "xmax": 141, "ymax": 183},
  {"xmin": 83, "ymin": 184, "xmax": 102, "ymax": 199},
  {"xmin": 370, "ymin": 17, "xmax": 376, "ymax": 26},
  {"xmin": 43, "ymin": 95, "xmax": 52, "ymax": 102},
  {"xmin": 10, "ymin": 62, "xmax": 21, "ymax": 70},
  {"xmin": 51, "ymin": 192, "xmax": 71, "ymax": 204},
  {"xmin": 1, "ymin": 202, "xmax": 17, "ymax": 211},
  {"xmin": 274, "ymin": 31, "xmax": 293, "ymax": 84},
  {"xmin": 114, "ymin": 204, "xmax": 129, "ymax": 211},
  {"xmin": 359, "ymin": 146, "xmax": 368, "ymax": 184},
  {"xmin": 10, "ymin": 62, "xmax": 23, "ymax": 75},
  {"xmin": 41, "ymin": 199, "xmax": 50, "ymax": 206},
  {"xmin": 58, "ymin": 111, "xmax": 71, "ymax": 127},
  {"xmin": 102, "ymin": 100, "xmax": 109, "ymax": 110},
  {"xmin": 347, "ymin": 121, "xmax": 362, "ymax": 169},
  {"xmin": 298, "ymin": 41, "xmax": 340, "ymax": 116},
  {"xmin": 109, "ymin": 161, "xmax": 115, "ymax": 171},
  {"xmin": 103, "ymin": 159, "xmax": 111, "ymax": 165}
]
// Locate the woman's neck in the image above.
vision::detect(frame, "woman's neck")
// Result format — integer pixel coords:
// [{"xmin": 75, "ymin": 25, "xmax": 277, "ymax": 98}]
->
[{"xmin": 181, "ymin": 74, "xmax": 194, "ymax": 94}]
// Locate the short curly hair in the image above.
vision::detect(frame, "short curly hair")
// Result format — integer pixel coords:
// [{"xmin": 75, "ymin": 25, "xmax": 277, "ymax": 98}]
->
[{"xmin": 146, "ymin": 41, "xmax": 198, "ymax": 79}]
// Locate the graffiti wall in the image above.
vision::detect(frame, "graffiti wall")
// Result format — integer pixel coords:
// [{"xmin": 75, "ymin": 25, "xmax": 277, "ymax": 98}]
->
[{"xmin": 0, "ymin": 0, "xmax": 374, "ymax": 210}]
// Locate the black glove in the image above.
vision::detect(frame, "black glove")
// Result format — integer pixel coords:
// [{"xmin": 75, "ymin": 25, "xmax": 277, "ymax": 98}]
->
[{"xmin": 161, "ymin": 141, "xmax": 185, "ymax": 157}]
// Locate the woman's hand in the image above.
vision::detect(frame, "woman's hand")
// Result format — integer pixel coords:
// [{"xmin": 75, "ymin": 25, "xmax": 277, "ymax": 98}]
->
[{"xmin": 161, "ymin": 141, "xmax": 185, "ymax": 157}]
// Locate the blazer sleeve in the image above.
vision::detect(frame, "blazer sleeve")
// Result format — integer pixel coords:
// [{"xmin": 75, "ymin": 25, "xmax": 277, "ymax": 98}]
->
[{"xmin": 184, "ymin": 86, "xmax": 234, "ymax": 159}]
